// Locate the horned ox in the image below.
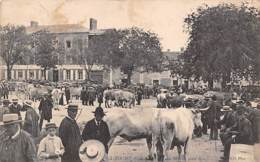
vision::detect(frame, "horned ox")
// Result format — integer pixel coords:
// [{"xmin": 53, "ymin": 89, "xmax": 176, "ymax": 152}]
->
[
  {"xmin": 97, "ymin": 108, "xmax": 202, "ymax": 160},
  {"xmin": 152, "ymin": 108, "xmax": 203, "ymax": 161}
]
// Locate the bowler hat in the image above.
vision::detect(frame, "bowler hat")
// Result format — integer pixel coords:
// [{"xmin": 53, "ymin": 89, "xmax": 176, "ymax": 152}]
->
[
  {"xmin": 45, "ymin": 123, "xmax": 57, "ymax": 130},
  {"xmin": 92, "ymin": 107, "xmax": 106, "ymax": 116},
  {"xmin": 79, "ymin": 140, "xmax": 105, "ymax": 162},
  {"xmin": 0, "ymin": 114, "xmax": 22, "ymax": 126},
  {"xmin": 66, "ymin": 104, "xmax": 79, "ymax": 110}
]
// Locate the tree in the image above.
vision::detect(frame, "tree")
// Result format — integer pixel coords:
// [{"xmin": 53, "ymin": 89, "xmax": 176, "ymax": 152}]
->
[
  {"xmin": 32, "ymin": 30, "xmax": 62, "ymax": 80},
  {"xmin": 0, "ymin": 25, "xmax": 29, "ymax": 80},
  {"xmin": 182, "ymin": 3, "xmax": 260, "ymax": 90},
  {"xmin": 77, "ymin": 32, "xmax": 114, "ymax": 81},
  {"xmin": 99, "ymin": 27, "xmax": 163, "ymax": 85}
]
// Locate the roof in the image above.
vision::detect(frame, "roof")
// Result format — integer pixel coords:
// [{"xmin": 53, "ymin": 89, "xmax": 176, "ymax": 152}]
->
[
  {"xmin": 26, "ymin": 24, "xmax": 106, "ymax": 34},
  {"xmin": 163, "ymin": 51, "xmax": 181, "ymax": 60}
]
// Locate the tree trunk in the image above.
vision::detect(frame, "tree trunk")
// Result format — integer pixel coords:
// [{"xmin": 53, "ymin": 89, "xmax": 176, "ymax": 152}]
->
[
  {"xmin": 208, "ymin": 78, "xmax": 214, "ymax": 90},
  {"xmin": 126, "ymin": 71, "xmax": 132, "ymax": 86},
  {"xmin": 6, "ymin": 65, "xmax": 12, "ymax": 81},
  {"xmin": 221, "ymin": 74, "xmax": 230, "ymax": 92},
  {"xmin": 86, "ymin": 71, "xmax": 91, "ymax": 81}
]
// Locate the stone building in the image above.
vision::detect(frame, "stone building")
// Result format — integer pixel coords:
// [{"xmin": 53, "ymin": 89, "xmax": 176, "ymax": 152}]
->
[{"xmin": 0, "ymin": 18, "xmax": 113, "ymax": 84}]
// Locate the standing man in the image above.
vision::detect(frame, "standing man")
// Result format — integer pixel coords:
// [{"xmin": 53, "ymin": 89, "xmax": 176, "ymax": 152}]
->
[
  {"xmin": 82, "ymin": 107, "xmax": 111, "ymax": 162},
  {"xmin": 9, "ymin": 98, "xmax": 22, "ymax": 119},
  {"xmin": 23, "ymin": 100, "xmax": 40, "ymax": 138},
  {"xmin": 97, "ymin": 92, "xmax": 104, "ymax": 107},
  {"xmin": 39, "ymin": 94, "xmax": 53, "ymax": 131},
  {"xmin": 136, "ymin": 88, "xmax": 143, "ymax": 105},
  {"xmin": 59, "ymin": 104, "xmax": 82, "ymax": 162},
  {"xmin": 65, "ymin": 87, "xmax": 70, "ymax": 104},
  {"xmin": 0, "ymin": 114, "xmax": 37, "ymax": 162},
  {"xmin": 80, "ymin": 87, "xmax": 87, "ymax": 105},
  {"xmin": 3, "ymin": 83, "xmax": 9, "ymax": 99},
  {"xmin": 0, "ymin": 99, "xmax": 10, "ymax": 121},
  {"xmin": 207, "ymin": 95, "xmax": 222, "ymax": 140}
]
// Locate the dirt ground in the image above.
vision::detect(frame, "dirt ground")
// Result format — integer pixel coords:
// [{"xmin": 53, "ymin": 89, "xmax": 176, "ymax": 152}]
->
[{"xmin": 17, "ymin": 97, "xmax": 223, "ymax": 162}]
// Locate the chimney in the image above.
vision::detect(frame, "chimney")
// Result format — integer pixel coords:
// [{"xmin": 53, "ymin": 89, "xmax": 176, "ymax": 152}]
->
[
  {"xmin": 90, "ymin": 18, "xmax": 97, "ymax": 30},
  {"xmin": 30, "ymin": 21, "xmax": 38, "ymax": 27}
]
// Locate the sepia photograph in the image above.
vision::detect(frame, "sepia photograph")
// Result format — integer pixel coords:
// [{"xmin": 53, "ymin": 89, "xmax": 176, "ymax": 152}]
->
[{"xmin": 0, "ymin": 0, "xmax": 260, "ymax": 162}]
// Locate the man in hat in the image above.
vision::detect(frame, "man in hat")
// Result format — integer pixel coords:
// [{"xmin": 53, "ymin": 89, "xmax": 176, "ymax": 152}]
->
[
  {"xmin": 3, "ymin": 83, "xmax": 9, "ymax": 99},
  {"xmin": 218, "ymin": 106, "xmax": 235, "ymax": 145},
  {"xmin": 64, "ymin": 87, "xmax": 70, "ymax": 104},
  {"xmin": 23, "ymin": 100, "xmax": 40, "ymax": 138},
  {"xmin": 207, "ymin": 95, "xmax": 222, "ymax": 140},
  {"xmin": 220, "ymin": 105, "xmax": 253, "ymax": 160},
  {"xmin": 80, "ymin": 87, "xmax": 87, "ymax": 105},
  {"xmin": 59, "ymin": 104, "xmax": 82, "ymax": 162},
  {"xmin": 39, "ymin": 94, "xmax": 54, "ymax": 131},
  {"xmin": 9, "ymin": 98, "xmax": 22, "ymax": 119},
  {"xmin": 0, "ymin": 99, "xmax": 10, "ymax": 121},
  {"xmin": 82, "ymin": 107, "xmax": 111, "ymax": 162},
  {"xmin": 0, "ymin": 114, "xmax": 37, "ymax": 162}
]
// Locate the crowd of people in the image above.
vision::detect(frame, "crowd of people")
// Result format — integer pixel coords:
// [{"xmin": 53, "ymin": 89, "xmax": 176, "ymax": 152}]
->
[
  {"xmin": 198, "ymin": 95, "xmax": 259, "ymax": 161},
  {"xmin": 0, "ymin": 95, "xmax": 111, "ymax": 162},
  {"xmin": 0, "ymin": 80, "xmax": 260, "ymax": 162}
]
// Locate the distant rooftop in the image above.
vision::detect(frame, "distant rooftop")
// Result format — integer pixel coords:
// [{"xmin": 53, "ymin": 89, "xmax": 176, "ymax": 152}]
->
[
  {"xmin": 163, "ymin": 50, "xmax": 181, "ymax": 60},
  {"xmin": 26, "ymin": 18, "xmax": 107, "ymax": 35}
]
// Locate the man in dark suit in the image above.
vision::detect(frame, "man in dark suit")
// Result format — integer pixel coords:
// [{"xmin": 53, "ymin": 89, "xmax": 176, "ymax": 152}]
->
[
  {"xmin": 38, "ymin": 94, "xmax": 53, "ymax": 131},
  {"xmin": 9, "ymin": 98, "xmax": 22, "ymax": 119},
  {"xmin": 59, "ymin": 104, "xmax": 82, "ymax": 162},
  {"xmin": 82, "ymin": 107, "xmax": 111, "ymax": 161},
  {"xmin": 207, "ymin": 95, "xmax": 222, "ymax": 140}
]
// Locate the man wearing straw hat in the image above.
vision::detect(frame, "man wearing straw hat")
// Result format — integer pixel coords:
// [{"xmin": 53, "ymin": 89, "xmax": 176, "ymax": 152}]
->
[
  {"xmin": 59, "ymin": 104, "xmax": 82, "ymax": 162},
  {"xmin": 82, "ymin": 107, "xmax": 111, "ymax": 162},
  {"xmin": 23, "ymin": 100, "xmax": 40, "ymax": 138},
  {"xmin": 0, "ymin": 113, "xmax": 37, "ymax": 162}
]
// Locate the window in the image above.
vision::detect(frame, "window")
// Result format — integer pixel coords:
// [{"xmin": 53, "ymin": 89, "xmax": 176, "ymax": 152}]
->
[
  {"xmin": 66, "ymin": 70, "xmax": 71, "ymax": 80},
  {"xmin": 78, "ymin": 70, "xmax": 83, "ymax": 80},
  {"xmin": 173, "ymin": 80, "xmax": 178, "ymax": 86},
  {"xmin": 29, "ymin": 71, "xmax": 34, "ymax": 79},
  {"xmin": 153, "ymin": 80, "xmax": 159, "ymax": 86},
  {"xmin": 18, "ymin": 71, "xmax": 23, "ymax": 78},
  {"xmin": 66, "ymin": 40, "xmax": 71, "ymax": 49}
]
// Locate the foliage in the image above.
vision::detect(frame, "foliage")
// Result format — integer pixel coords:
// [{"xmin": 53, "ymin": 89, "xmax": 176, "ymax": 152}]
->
[
  {"xmin": 182, "ymin": 3, "xmax": 260, "ymax": 89},
  {"xmin": 31, "ymin": 30, "xmax": 63, "ymax": 79},
  {"xmin": 0, "ymin": 25, "xmax": 29, "ymax": 80},
  {"xmin": 95, "ymin": 27, "xmax": 163, "ymax": 85}
]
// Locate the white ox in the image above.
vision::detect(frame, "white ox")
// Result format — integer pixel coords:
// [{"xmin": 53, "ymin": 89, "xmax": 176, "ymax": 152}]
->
[
  {"xmin": 103, "ymin": 108, "xmax": 158, "ymax": 159},
  {"xmin": 104, "ymin": 89, "xmax": 135, "ymax": 108},
  {"xmin": 96, "ymin": 108, "xmax": 202, "ymax": 161},
  {"xmin": 152, "ymin": 108, "xmax": 203, "ymax": 161}
]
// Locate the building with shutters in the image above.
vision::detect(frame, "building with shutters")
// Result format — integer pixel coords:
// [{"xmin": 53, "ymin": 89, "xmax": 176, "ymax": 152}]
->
[{"xmin": 0, "ymin": 19, "xmax": 113, "ymax": 85}]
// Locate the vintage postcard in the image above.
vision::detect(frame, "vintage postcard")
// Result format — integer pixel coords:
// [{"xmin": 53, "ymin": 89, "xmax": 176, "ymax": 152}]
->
[{"xmin": 0, "ymin": 0, "xmax": 259, "ymax": 162}]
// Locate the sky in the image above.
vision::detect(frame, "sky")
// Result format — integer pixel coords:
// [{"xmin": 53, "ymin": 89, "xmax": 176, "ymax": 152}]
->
[{"xmin": 0, "ymin": 0, "xmax": 259, "ymax": 51}]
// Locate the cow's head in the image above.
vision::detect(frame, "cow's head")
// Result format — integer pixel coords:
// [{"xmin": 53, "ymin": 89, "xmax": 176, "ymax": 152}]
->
[{"xmin": 191, "ymin": 109, "xmax": 203, "ymax": 137}]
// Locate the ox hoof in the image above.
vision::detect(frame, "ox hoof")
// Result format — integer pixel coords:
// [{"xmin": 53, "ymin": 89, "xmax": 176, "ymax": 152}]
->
[{"xmin": 145, "ymin": 155, "xmax": 153, "ymax": 160}]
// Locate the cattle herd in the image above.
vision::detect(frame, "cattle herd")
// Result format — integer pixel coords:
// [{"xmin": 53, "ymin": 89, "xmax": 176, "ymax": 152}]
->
[{"xmin": 1, "ymin": 80, "xmax": 260, "ymax": 162}]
